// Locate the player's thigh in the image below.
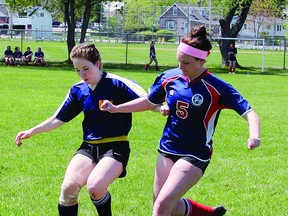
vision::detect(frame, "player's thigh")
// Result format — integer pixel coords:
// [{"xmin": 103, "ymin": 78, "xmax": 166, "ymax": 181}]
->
[
  {"xmin": 64, "ymin": 153, "xmax": 95, "ymax": 186},
  {"xmin": 87, "ymin": 157, "xmax": 123, "ymax": 188},
  {"xmin": 156, "ymin": 159, "xmax": 202, "ymax": 203},
  {"xmin": 154, "ymin": 154, "xmax": 174, "ymax": 199}
]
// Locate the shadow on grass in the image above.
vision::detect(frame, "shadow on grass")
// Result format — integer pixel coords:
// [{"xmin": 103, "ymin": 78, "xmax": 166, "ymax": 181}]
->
[{"xmin": 2, "ymin": 61, "xmax": 288, "ymax": 76}]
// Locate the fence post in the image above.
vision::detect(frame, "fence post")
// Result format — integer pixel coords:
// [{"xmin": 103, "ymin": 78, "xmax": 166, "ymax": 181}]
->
[
  {"xmin": 283, "ymin": 39, "xmax": 286, "ymax": 69},
  {"xmin": 125, "ymin": 33, "xmax": 128, "ymax": 65}
]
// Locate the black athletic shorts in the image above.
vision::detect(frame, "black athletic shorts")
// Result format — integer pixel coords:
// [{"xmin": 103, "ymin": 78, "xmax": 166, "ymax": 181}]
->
[
  {"xmin": 76, "ymin": 141, "xmax": 130, "ymax": 178},
  {"xmin": 158, "ymin": 150, "xmax": 210, "ymax": 174}
]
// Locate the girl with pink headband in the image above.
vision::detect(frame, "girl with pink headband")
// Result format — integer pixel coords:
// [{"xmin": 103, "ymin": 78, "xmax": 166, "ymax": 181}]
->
[
  {"xmin": 177, "ymin": 42, "xmax": 210, "ymax": 60},
  {"xmin": 101, "ymin": 25, "xmax": 260, "ymax": 216}
]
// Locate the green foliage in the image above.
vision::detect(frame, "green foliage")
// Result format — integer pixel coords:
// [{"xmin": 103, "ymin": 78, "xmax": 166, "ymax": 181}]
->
[
  {"xmin": 156, "ymin": 29, "xmax": 174, "ymax": 41},
  {"xmin": 137, "ymin": 31, "xmax": 156, "ymax": 41}
]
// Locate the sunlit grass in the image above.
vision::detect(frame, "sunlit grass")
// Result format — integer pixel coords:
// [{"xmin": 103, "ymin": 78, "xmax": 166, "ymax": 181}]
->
[{"xmin": 0, "ymin": 53, "xmax": 287, "ymax": 215}]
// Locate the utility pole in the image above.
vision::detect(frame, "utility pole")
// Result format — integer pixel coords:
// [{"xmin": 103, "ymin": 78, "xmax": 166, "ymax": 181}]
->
[
  {"xmin": 209, "ymin": 0, "xmax": 211, "ymax": 35},
  {"xmin": 152, "ymin": 0, "xmax": 154, "ymax": 32}
]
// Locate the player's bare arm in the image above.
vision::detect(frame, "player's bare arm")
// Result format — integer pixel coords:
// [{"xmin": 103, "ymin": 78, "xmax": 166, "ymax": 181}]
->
[
  {"xmin": 243, "ymin": 110, "xmax": 260, "ymax": 150},
  {"xmin": 100, "ymin": 97, "xmax": 157, "ymax": 113},
  {"xmin": 15, "ymin": 116, "xmax": 64, "ymax": 146}
]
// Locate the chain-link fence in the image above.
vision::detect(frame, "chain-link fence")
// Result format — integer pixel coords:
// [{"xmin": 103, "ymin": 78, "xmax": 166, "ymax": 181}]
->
[{"xmin": 1, "ymin": 29, "xmax": 287, "ymax": 69}]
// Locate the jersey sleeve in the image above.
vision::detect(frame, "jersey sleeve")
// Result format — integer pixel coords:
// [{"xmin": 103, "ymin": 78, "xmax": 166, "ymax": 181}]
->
[
  {"xmin": 54, "ymin": 88, "xmax": 82, "ymax": 122},
  {"xmin": 219, "ymin": 82, "xmax": 251, "ymax": 116},
  {"xmin": 147, "ymin": 72, "xmax": 167, "ymax": 105},
  {"xmin": 119, "ymin": 79, "xmax": 147, "ymax": 102}
]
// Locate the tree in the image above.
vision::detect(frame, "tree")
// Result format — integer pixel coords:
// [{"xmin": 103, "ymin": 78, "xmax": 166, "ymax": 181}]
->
[
  {"xmin": 218, "ymin": 0, "xmax": 252, "ymax": 66},
  {"xmin": 62, "ymin": 0, "xmax": 76, "ymax": 62},
  {"xmin": 79, "ymin": 0, "xmax": 102, "ymax": 43},
  {"xmin": 217, "ymin": 0, "xmax": 286, "ymax": 66},
  {"xmin": 4, "ymin": 0, "xmax": 114, "ymax": 62}
]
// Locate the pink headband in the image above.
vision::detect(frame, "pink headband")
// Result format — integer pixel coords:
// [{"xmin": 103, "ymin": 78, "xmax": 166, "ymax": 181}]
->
[{"xmin": 177, "ymin": 42, "xmax": 209, "ymax": 59}]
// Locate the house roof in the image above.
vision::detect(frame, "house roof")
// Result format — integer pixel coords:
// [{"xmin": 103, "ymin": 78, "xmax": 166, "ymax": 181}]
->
[
  {"xmin": 0, "ymin": 5, "xmax": 8, "ymax": 18},
  {"xmin": 158, "ymin": 2, "xmax": 211, "ymax": 24}
]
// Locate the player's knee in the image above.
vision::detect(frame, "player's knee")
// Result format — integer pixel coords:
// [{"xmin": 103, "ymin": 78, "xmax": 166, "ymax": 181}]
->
[
  {"xmin": 87, "ymin": 178, "xmax": 107, "ymax": 199},
  {"xmin": 59, "ymin": 180, "xmax": 81, "ymax": 206}
]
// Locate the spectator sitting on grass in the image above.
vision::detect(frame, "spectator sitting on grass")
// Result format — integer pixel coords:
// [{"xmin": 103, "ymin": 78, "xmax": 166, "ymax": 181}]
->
[
  {"xmin": 34, "ymin": 47, "xmax": 46, "ymax": 67},
  {"xmin": 4, "ymin": 45, "xmax": 14, "ymax": 66},
  {"xmin": 23, "ymin": 47, "xmax": 33, "ymax": 66},
  {"xmin": 13, "ymin": 47, "xmax": 23, "ymax": 66}
]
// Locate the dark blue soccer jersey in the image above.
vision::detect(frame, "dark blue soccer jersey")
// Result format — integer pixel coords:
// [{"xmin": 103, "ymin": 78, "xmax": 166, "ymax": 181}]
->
[
  {"xmin": 148, "ymin": 68, "xmax": 251, "ymax": 161},
  {"xmin": 55, "ymin": 72, "xmax": 146, "ymax": 141},
  {"xmin": 4, "ymin": 49, "xmax": 13, "ymax": 56},
  {"xmin": 35, "ymin": 51, "xmax": 44, "ymax": 58}
]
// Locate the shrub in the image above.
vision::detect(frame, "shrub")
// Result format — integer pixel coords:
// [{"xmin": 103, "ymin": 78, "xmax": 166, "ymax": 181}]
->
[{"xmin": 156, "ymin": 30, "xmax": 174, "ymax": 41}]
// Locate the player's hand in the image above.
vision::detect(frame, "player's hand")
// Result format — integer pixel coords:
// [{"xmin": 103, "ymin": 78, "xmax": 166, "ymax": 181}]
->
[
  {"xmin": 15, "ymin": 131, "xmax": 31, "ymax": 147},
  {"xmin": 100, "ymin": 100, "xmax": 117, "ymax": 113},
  {"xmin": 248, "ymin": 137, "xmax": 260, "ymax": 150},
  {"xmin": 160, "ymin": 104, "xmax": 169, "ymax": 116}
]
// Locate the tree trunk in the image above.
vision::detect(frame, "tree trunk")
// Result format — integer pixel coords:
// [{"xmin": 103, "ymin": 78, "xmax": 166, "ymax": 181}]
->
[
  {"xmin": 63, "ymin": 0, "xmax": 76, "ymax": 63},
  {"xmin": 80, "ymin": 0, "xmax": 93, "ymax": 43},
  {"xmin": 219, "ymin": 0, "xmax": 252, "ymax": 66}
]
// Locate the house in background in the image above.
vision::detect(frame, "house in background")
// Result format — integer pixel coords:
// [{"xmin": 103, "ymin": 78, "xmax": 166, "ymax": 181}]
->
[
  {"xmin": 12, "ymin": 7, "xmax": 52, "ymax": 38},
  {"xmin": 158, "ymin": 3, "xmax": 221, "ymax": 37},
  {"xmin": 0, "ymin": 2, "xmax": 52, "ymax": 38},
  {"xmin": 0, "ymin": 3, "xmax": 8, "ymax": 23},
  {"xmin": 237, "ymin": 15, "xmax": 286, "ymax": 38},
  {"xmin": 159, "ymin": 2, "xmax": 286, "ymax": 39}
]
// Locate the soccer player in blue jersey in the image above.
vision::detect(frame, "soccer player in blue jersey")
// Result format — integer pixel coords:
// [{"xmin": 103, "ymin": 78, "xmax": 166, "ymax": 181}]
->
[
  {"xmin": 15, "ymin": 43, "xmax": 147, "ymax": 216},
  {"xmin": 101, "ymin": 25, "xmax": 261, "ymax": 216},
  {"xmin": 13, "ymin": 46, "xmax": 23, "ymax": 66},
  {"xmin": 23, "ymin": 47, "xmax": 33, "ymax": 66},
  {"xmin": 34, "ymin": 47, "xmax": 46, "ymax": 67},
  {"xmin": 228, "ymin": 43, "xmax": 237, "ymax": 74},
  {"xmin": 4, "ymin": 45, "xmax": 14, "ymax": 66},
  {"xmin": 144, "ymin": 40, "xmax": 159, "ymax": 71}
]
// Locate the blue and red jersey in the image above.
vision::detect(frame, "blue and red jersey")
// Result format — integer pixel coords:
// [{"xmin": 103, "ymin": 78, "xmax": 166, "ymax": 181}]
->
[
  {"xmin": 148, "ymin": 68, "xmax": 251, "ymax": 161},
  {"xmin": 55, "ymin": 72, "xmax": 146, "ymax": 141}
]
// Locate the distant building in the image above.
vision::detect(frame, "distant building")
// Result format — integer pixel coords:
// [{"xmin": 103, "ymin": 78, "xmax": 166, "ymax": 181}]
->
[
  {"xmin": 237, "ymin": 15, "xmax": 286, "ymax": 38},
  {"xmin": 157, "ymin": 3, "xmax": 221, "ymax": 37},
  {"xmin": 0, "ymin": 2, "xmax": 52, "ymax": 38},
  {"xmin": 0, "ymin": 3, "xmax": 8, "ymax": 24},
  {"xmin": 159, "ymin": 2, "xmax": 286, "ymax": 39}
]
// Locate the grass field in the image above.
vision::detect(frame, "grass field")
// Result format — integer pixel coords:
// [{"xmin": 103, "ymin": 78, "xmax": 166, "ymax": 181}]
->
[
  {"xmin": 0, "ymin": 45, "xmax": 288, "ymax": 216},
  {"xmin": 0, "ymin": 39, "xmax": 287, "ymax": 70}
]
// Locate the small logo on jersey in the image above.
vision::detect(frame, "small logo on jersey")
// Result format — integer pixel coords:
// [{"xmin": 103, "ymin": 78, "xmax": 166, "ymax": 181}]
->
[
  {"xmin": 99, "ymin": 100, "xmax": 113, "ymax": 109},
  {"xmin": 191, "ymin": 94, "xmax": 203, "ymax": 106},
  {"xmin": 168, "ymin": 90, "xmax": 175, "ymax": 96}
]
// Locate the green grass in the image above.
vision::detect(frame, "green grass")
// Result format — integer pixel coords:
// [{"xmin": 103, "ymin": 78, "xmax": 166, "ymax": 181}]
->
[
  {"xmin": 0, "ymin": 39, "xmax": 287, "ymax": 70},
  {"xmin": 0, "ymin": 50, "xmax": 288, "ymax": 215}
]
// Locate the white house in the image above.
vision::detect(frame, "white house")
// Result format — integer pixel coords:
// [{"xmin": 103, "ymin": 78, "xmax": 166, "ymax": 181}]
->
[
  {"xmin": 0, "ymin": 2, "xmax": 52, "ymax": 38},
  {"xmin": 12, "ymin": 7, "xmax": 52, "ymax": 38},
  {"xmin": 237, "ymin": 15, "xmax": 286, "ymax": 38}
]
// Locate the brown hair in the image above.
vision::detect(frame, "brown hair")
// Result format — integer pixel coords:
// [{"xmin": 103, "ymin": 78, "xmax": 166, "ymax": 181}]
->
[
  {"xmin": 70, "ymin": 43, "xmax": 102, "ymax": 66},
  {"xmin": 181, "ymin": 25, "xmax": 212, "ymax": 52}
]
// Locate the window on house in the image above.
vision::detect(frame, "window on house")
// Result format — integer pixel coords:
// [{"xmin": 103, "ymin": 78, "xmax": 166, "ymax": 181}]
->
[
  {"xmin": 166, "ymin": 21, "xmax": 175, "ymax": 30},
  {"xmin": 243, "ymin": 24, "xmax": 247, "ymax": 30},
  {"xmin": 189, "ymin": 8, "xmax": 194, "ymax": 16},
  {"xmin": 267, "ymin": 25, "xmax": 271, "ymax": 30},
  {"xmin": 40, "ymin": 13, "xmax": 44, "ymax": 17},
  {"xmin": 173, "ymin": 7, "xmax": 178, "ymax": 15},
  {"xmin": 276, "ymin": 25, "xmax": 282, "ymax": 31}
]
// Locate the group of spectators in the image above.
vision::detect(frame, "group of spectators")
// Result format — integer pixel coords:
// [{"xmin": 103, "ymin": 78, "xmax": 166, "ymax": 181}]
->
[{"xmin": 3, "ymin": 46, "xmax": 46, "ymax": 67}]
